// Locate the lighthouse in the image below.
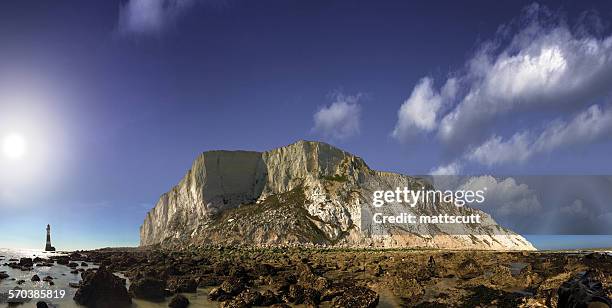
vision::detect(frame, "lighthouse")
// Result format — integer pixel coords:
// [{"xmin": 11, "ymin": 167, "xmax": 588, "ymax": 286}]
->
[{"xmin": 45, "ymin": 224, "xmax": 56, "ymax": 252}]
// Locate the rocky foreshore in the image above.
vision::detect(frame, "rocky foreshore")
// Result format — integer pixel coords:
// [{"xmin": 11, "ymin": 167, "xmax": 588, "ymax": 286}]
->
[{"xmin": 2, "ymin": 247, "xmax": 611, "ymax": 307}]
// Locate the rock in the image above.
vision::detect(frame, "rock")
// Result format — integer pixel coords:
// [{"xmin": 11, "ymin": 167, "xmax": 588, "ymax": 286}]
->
[
  {"xmin": 167, "ymin": 277, "xmax": 198, "ymax": 293},
  {"xmin": 208, "ymin": 287, "xmax": 231, "ymax": 301},
  {"xmin": 220, "ymin": 299, "xmax": 249, "ymax": 308},
  {"xmin": 220, "ymin": 277, "xmax": 245, "ymax": 296},
  {"xmin": 330, "ymin": 286, "xmax": 378, "ymax": 308},
  {"xmin": 55, "ymin": 257, "xmax": 70, "ymax": 265},
  {"xmin": 129, "ymin": 277, "xmax": 166, "ymax": 301},
  {"xmin": 168, "ymin": 294, "xmax": 190, "ymax": 308},
  {"xmin": 70, "ymin": 252, "xmax": 84, "ymax": 260},
  {"xmin": 73, "ymin": 267, "xmax": 131, "ymax": 308},
  {"xmin": 367, "ymin": 264, "xmax": 383, "ymax": 277},
  {"xmin": 69, "ymin": 282, "xmax": 80, "ymax": 288},
  {"xmin": 284, "ymin": 284, "xmax": 304, "ymax": 304},
  {"xmin": 259, "ymin": 290, "xmax": 279, "ymax": 306},
  {"xmin": 312, "ymin": 276, "xmax": 330, "ymax": 291},
  {"xmin": 207, "ymin": 277, "xmax": 245, "ymax": 302},
  {"xmin": 81, "ymin": 262, "xmax": 89, "ymax": 267},
  {"xmin": 42, "ymin": 276, "xmax": 53, "ymax": 282},
  {"xmin": 457, "ymin": 259, "xmax": 481, "ymax": 279},
  {"xmin": 36, "ymin": 302, "xmax": 49, "ymax": 308},
  {"xmin": 558, "ymin": 271, "xmax": 612, "ymax": 308},
  {"xmin": 16, "ymin": 280, "xmax": 25, "ymax": 285},
  {"xmin": 68, "ymin": 262, "xmax": 79, "ymax": 268},
  {"xmin": 19, "ymin": 258, "xmax": 33, "ymax": 268},
  {"xmin": 6, "ymin": 263, "xmax": 20, "ymax": 270},
  {"xmin": 0, "ymin": 272, "xmax": 9, "ymax": 279},
  {"xmin": 31, "ymin": 275, "xmax": 40, "ymax": 282},
  {"xmin": 236, "ymin": 289, "xmax": 262, "ymax": 306}
]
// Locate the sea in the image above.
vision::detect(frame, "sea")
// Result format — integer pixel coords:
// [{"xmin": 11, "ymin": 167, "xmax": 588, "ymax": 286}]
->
[
  {"xmin": 524, "ymin": 235, "xmax": 612, "ymax": 251},
  {"xmin": 0, "ymin": 248, "xmax": 216, "ymax": 308}
]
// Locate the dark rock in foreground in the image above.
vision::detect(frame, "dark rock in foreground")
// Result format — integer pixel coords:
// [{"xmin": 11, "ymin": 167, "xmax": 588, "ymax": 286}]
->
[
  {"xmin": 73, "ymin": 267, "xmax": 131, "ymax": 308},
  {"xmin": 168, "ymin": 294, "xmax": 189, "ymax": 308},
  {"xmin": 36, "ymin": 301, "xmax": 49, "ymax": 308},
  {"xmin": 558, "ymin": 271, "xmax": 612, "ymax": 308}
]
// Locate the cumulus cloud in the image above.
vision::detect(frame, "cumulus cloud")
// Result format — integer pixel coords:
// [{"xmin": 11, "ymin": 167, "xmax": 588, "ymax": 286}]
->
[
  {"xmin": 468, "ymin": 104, "xmax": 612, "ymax": 165},
  {"xmin": 467, "ymin": 133, "xmax": 531, "ymax": 166},
  {"xmin": 459, "ymin": 175, "xmax": 541, "ymax": 216},
  {"xmin": 392, "ymin": 77, "xmax": 457, "ymax": 141},
  {"xmin": 560, "ymin": 199, "xmax": 589, "ymax": 216},
  {"xmin": 395, "ymin": 4, "xmax": 612, "ymax": 169},
  {"xmin": 438, "ymin": 5, "xmax": 612, "ymax": 145},
  {"xmin": 533, "ymin": 104, "xmax": 612, "ymax": 152},
  {"xmin": 312, "ymin": 93, "xmax": 362, "ymax": 140},
  {"xmin": 429, "ymin": 161, "xmax": 462, "ymax": 176}
]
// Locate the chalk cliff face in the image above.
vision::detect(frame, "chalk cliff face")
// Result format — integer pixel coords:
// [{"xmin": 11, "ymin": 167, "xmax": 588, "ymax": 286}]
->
[{"xmin": 140, "ymin": 140, "xmax": 535, "ymax": 250}]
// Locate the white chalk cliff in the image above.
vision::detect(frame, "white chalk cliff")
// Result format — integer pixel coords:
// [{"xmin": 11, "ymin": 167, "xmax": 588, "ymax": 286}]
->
[{"xmin": 140, "ymin": 140, "xmax": 535, "ymax": 250}]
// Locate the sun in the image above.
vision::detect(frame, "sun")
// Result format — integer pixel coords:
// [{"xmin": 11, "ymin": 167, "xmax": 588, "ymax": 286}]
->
[{"xmin": 2, "ymin": 134, "xmax": 27, "ymax": 159}]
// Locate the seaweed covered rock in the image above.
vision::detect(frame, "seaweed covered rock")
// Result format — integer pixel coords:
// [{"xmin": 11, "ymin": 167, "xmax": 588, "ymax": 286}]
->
[
  {"xmin": 73, "ymin": 267, "xmax": 131, "ymax": 308},
  {"xmin": 331, "ymin": 285, "xmax": 378, "ymax": 308},
  {"xmin": 129, "ymin": 277, "xmax": 166, "ymax": 300}
]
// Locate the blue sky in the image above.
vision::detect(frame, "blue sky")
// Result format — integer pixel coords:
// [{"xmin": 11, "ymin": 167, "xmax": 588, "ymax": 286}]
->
[{"xmin": 1, "ymin": 0, "xmax": 612, "ymax": 250}]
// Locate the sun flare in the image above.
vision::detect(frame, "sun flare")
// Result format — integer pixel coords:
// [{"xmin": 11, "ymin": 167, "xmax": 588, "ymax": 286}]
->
[{"xmin": 2, "ymin": 134, "xmax": 27, "ymax": 159}]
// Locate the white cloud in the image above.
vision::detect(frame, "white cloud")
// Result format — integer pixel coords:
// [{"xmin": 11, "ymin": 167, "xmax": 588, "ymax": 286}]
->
[
  {"xmin": 468, "ymin": 104, "xmax": 612, "ymax": 166},
  {"xmin": 312, "ymin": 93, "xmax": 362, "ymax": 140},
  {"xmin": 392, "ymin": 78, "xmax": 456, "ymax": 141},
  {"xmin": 438, "ymin": 13, "xmax": 612, "ymax": 145},
  {"xmin": 117, "ymin": 0, "xmax": 205, "ymax": 37},
  {"xmin": 429, "ymin": 161, "xmax": 462, "ymax": 176},
  {"xmin": 533, "ymin": 104, "xmax": 612, "ymax": 153},
  {"xmin": 395, "ymin": 3, "xmax": 612, "ymax": 162},
  {"xmin": 459, "ymin": 176, "xmax": 541, "ymax": 216},
  {"xmin": 468, "ymin": 132, "xmax": 532, "ymax": 166}
]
